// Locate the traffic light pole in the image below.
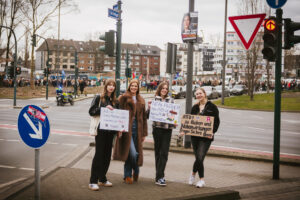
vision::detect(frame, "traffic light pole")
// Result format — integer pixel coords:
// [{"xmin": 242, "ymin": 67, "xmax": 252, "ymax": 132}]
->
[
  {"xmin": 126, "ymin": 49, "xmax": 129, "ymax": 89},
  {"xmin": 1, "ymin": 25, "xmax": 18, "ymax": 106},
  {"xmin": 115, "ymin": 0, "xmax": 122, "ymax": 97},
  {"xmin": 273, "ymin": 8, "xmax": 282, "ymax": 180},
  {"xmin": 36, "ymin": 34, "xmax": 50, "ymax": 100}
]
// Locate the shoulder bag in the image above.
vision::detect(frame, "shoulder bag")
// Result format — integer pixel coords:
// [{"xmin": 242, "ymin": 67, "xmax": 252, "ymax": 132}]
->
[{"xmin": 89, "ymin": 96, "xmax": 101, "ymax": 136}]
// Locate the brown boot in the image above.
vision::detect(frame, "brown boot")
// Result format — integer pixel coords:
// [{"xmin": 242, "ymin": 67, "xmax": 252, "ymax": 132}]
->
[
  {"xmin": 133, "ymin": 174, "xmax": 139, "ymax": 182},
  {"xmin": 124, "ymin": 177, "xmax": 133, "ymax": 184}
]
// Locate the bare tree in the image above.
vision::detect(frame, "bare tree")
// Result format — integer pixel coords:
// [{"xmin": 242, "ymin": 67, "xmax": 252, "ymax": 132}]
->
[
  {"xmin": 3, "ymin": 0, "xmax": 23, "ymax": 71},
  {"xmin": 22, "ymin": 0, "xmax": 77, "ymax": 88},
  {"xmin": 236, "ymin": 0, "xmax": 268, "ymax": 100},
  {"xmin": 0, "ymin": 0, "xmax": 8, "ymax": 43}
]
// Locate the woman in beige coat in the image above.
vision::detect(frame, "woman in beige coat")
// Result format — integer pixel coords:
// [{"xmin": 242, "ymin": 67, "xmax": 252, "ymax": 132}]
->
[{"xmin": 113, "ymin": 79, "xmax": 148, "ymax": 184}]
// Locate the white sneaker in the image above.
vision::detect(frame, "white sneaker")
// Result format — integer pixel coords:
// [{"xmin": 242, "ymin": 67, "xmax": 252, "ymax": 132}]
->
[
  {"xmin": 196, "ymin": 180, "xmax": 205, "ymax": 188},
  {"xmin": 98, "ymin": 180, "xmax": 113, "ymax": 187},
  {"xmin": 88, "ymin": 183, "xmax": 99, "ymax": 191},
  {"xmin": 188, "ymin": 172, "xmax": 196, "ymax": 185}
]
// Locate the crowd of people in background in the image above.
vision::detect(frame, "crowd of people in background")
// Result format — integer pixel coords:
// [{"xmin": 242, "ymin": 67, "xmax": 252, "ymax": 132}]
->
[{"xmin": 1, "ymin": 75, "xmax": 300, "ymax": 93}]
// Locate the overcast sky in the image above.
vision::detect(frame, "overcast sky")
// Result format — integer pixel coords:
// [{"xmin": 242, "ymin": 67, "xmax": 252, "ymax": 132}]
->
[{"xmin": 47, "ymin": 0, "xmax": 300, "ymax": 49}]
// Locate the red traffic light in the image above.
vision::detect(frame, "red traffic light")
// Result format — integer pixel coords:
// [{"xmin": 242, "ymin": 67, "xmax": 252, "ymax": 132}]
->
[{"xmin": 265, "ymin": 19, "xmax": 276, "ymax": 31}]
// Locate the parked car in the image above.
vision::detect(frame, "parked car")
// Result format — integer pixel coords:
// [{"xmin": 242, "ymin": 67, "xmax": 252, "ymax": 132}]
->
[
  {"xmin": 201, "ymin": 86, "xmax": 219, "ymax": 99},
  {"xmin": 171, "ymin": 85, "xmax": 186, "ymax": 99},
  {"xmin": 231, "ymin": 84, "xmax": 248, "ymax": 95},
  {"xmin": 215, "ymin": 85, "xmax": 230, "ymax": 97}
]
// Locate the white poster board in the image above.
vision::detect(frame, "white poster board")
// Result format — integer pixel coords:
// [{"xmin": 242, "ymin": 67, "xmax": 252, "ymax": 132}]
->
[
  {"xmin": 149, "ymin": 101, "xmax": 180, "ymax": 125},
  {"xmin": 100, "ymin": 108, "xmax": 129, "ymax": 132}
]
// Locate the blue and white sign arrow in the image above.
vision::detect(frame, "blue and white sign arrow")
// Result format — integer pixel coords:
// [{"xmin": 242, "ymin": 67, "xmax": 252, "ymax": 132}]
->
[{"xmin": 18, "ymin": 105, "xmax": 50, "ymax": 148}]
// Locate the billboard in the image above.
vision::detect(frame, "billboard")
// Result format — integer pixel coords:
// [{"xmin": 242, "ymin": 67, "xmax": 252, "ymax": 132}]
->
[{"xmin": 181, "ymin": 12, "xmax": 198, "ymax": 42}]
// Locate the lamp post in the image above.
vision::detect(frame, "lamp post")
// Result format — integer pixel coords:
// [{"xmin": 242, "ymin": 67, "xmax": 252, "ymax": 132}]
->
[{"xmin": 1, "ymin": 25, "xmax": 18, "ymax": 106}]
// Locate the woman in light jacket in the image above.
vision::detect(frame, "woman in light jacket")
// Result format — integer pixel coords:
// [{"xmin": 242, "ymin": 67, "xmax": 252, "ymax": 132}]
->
[
  {"xmin": 113, "ymin": 79, "xmax": 148, "ymax": 184},
  {"xmin": 88, "ymin": 79, "xmax": 118, "ymax": 191},
  {"xmin": 147, "ymin": 81, "xmax": 176, "ymax": 186}
]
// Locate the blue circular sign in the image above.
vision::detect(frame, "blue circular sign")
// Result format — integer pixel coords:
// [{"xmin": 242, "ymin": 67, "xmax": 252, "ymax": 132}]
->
[
  {"xmin": 266, "ymin": 0, "xmax": 287, "ymax": 9},
  {"xmin": 18, "ymin": 105, "xmax": 50, "ymax": 148}
]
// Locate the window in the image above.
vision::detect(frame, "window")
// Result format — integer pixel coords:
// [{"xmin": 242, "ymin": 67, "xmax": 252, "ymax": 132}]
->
[
  {"xmin": 88, "ymin": 60, "xmax": 93, "ymax": 64},
  {"xmin": 135, "ymin": 56, "xmax": 139, "ymax": 59},
  {"xmin": 63, "ymin": 59, "xmax": 68, "ymax": 63},
  {"xmin": 154, "ymin": 57, "xmax": 158, "ymax": 60},
  {"xmin": 63, "ymin": 65, "xmax": 68, "ymax": 69},
  {"xmin": 79, "ymin": 67, "xmax": 84, "ymax": 70},
  {"xmin": 154, "ymin": 62, "xmax": 158, "ymax": 65},
  {"xmin": 135, "ymin": 61, "xmax": 139, "ymax": 65},
  {"xmin": 88, "ymin": 66, "xmax": 93, "ymax": 71},
  {"xmin": 63, "ymin": 52, "xmax": 68, "ymax": 56},
  {"xmin": 70, "ymin": 65, "xmax": 75, "ymax": 69},
  {"xmin": 80, "ymin": 60, "xmax": 84, "ymax": 64}
]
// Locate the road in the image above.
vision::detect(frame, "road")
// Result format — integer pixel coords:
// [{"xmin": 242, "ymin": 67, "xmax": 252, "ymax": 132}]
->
[{"xmin": 0, "ymin": 96, "xmax": 299, "ymax": 192}]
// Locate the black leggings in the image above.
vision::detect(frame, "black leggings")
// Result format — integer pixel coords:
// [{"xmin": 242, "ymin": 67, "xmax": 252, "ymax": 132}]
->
[{"xmin": 191, "ymin": 137, "xmax": 212, "ymax": 178}]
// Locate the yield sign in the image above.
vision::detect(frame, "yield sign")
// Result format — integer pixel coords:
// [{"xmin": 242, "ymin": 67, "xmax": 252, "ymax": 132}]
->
[{"xmin": 229, "ymin": 13, "xmax": 266, "ymax": 50}]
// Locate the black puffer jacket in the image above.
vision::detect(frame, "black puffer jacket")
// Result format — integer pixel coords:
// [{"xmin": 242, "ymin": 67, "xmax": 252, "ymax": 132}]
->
[
  {"xmin": 89, "ymin": 95, "xmax": 119, "ymax": 132},
  {"xmin": 190, "ymin": 101, "xmax": 220, "ymax": 140}
]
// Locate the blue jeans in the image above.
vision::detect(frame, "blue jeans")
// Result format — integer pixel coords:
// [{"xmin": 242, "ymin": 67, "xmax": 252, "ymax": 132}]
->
[{"xmin": 124, "ymin": 119, "xmax": 139, "ymax": 178}]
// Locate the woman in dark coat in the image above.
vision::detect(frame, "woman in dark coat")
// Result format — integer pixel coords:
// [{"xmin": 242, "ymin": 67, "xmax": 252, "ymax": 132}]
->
[
  {"xmin": 113, "ymin": 79, "xmax": 148, "ymax": 184},
  {"xmin": 186, "ymin": 87, "xmax": 220, "ymax": 188},
  {"xmin": 88, "ymin": 79, "xmax": 118, "ymax": 191}
]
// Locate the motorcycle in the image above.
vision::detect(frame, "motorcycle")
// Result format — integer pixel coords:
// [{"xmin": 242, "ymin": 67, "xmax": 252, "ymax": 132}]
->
[{"xmin": 56, "ymin": 87, "xmax": 74, "ymax": 106}]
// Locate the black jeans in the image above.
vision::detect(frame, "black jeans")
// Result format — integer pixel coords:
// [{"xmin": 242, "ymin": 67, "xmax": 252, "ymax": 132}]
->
[
  {"xmin": 153, "ymin": 127, "xmax": 172, "ymax": 181},
  {"xmin": 90, "ymin": 131, "xmax": 115, "ymax": 183},
  {"xmin": 191, "ymin": 136, "xmax": 212, "ymax": 178}
]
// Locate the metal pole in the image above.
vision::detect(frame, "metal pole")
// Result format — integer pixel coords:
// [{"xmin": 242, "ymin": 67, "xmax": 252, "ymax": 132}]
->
[
  {"xmin": 74, "ymin": 51, "xmax": 78, "ymax": 98},
  {"xmin": 273, "ymin": 8, "xmax": 282, "ymax": 180},
  {"xmin": 36, "ymin": 35, "xmax": 50, "ymax": 100},
  {"xmin": 35, "ymin": 149, "xmax": 40, "ymax": 200},
  {"xmin": 1, "ymin": 25, "xmax": 19, "ymax": 107},
  {"xmin": 184, "ymin": 0, "xmax": 194, "ymax": 148},
  {"xmin": 115, "ymin": 0, "xmax": 122, "ymax": 97},
  {"xmin": 126, "ymin": 49, "xmax": 129, "ymax": 89},
  {"xmin": 221, "ymin": 0, "xmax": 228, "ymax": 105}
]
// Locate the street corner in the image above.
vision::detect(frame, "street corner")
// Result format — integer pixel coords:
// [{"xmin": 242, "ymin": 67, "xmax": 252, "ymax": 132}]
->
[{"xmin": 7, "ymin": 167, "xmax": 240, "ymax": 200}]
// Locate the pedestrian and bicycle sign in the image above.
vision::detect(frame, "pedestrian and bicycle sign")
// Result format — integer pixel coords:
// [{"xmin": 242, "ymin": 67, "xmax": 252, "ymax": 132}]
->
[
  {"xmin": 18, "ymin": 105, "xmax": 50, "ymax": 148},
  {"xmin": 108, "ymin": 8, "xmax": 119, "ymax": 19},
  {"xmin": 229, "ymin": 13, "xmax": 266, "ymax": 50}
]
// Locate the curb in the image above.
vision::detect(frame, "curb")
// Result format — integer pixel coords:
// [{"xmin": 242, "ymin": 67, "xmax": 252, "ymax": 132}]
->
[{"xmin": 142, "ymin": 142, "xmax": 300, "ymax": 167}]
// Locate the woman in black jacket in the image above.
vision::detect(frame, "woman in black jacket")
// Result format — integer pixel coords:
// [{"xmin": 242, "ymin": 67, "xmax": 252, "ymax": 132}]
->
[
  {"xmin": 88, "ymin": 79, "xmax": 118, "ymax": 191},
  {"xmin": 187, "ymin": 87, "xmax": 220, "ymax": 188}
]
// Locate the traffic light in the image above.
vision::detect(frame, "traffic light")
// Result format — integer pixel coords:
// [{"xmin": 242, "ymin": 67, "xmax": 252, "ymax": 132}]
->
[
  {"xmin": 262, "ymin": 17, "xmax": 278, "ymax": 62},
  {"xmin": 16, "ymin": 66, "xmax": 21, "ymax": 75},
  {"xmin": 284, "ymin": 18, "xmax": 300, "ymax": 49},
  {"xmin": 43, "ymin": 68, "xmax": 47, "ymax": 76},
  {"xmin": 125, "ymin": 68, "xmax": 132, "ymax": 78},
  {"xmin": 99, "ymin": 30, "xmax": 115, "ymax": 57},
  {"xmin": 31, "ymin": 34, "xmax": 36, "ymax": 47},
  {"xmin": 8, "ymin": 66, "xmax": 14, "ymax": 78}
]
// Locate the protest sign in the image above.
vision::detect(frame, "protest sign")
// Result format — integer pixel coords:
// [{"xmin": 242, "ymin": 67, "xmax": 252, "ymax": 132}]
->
[
  {"xmin": 100, "ymin": 108, "xmax": 129, "ymax": 132},
  {"xmin": 180, "ymin": 114, "xmax": 214, "ymax": 139},
  {"xmin": 149, "ymin": 101, "xmax": 180, "ymax": 125}
]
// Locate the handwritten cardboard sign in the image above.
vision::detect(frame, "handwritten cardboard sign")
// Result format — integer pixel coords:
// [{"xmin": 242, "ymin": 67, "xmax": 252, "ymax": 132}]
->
[
  {"xmin": 100, "ymin": 108, "xmax": 129, "ymax": 132},
  {"xmin": 180, "ymin": 114, "xmax": 214, "ymax": 139},
  {"xmin": 149, "ymin": 101, "xmax": 180, "ymax": 125}
]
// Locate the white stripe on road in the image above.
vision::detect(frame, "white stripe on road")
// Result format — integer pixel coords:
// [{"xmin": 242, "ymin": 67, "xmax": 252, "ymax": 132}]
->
[
  {"xmin": 6, "ymin": 139, "xmax": 20, "ymax": 142},
  {"xmin": 19, "ymin": 168, "xmax": 34, "ymax": 171},
  {"xmin": 0, "ymin": 164, "xmax": 16, "ymax": 169}
]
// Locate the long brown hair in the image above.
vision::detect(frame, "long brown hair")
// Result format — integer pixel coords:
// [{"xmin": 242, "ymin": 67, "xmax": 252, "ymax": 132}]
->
[
  {"xmin": 127, "ymin": 79, "xmax": 140, "ymax": 95},
  {"xmin": 155, "ymin": 81, "xmax": 169, "ymax": 98},
  {"xmin": 101, "ymin": 79, "xmax": 117, "ymax": 106}
]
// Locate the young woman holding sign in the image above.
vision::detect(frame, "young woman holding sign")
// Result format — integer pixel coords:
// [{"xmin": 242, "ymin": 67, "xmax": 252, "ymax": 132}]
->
[
  {"xmin": 147, "ymin": 82, "xmax": 176, "ymax": 186},
  {"xmin": 113, "ymin": 79, "xmax": 148, "ymax": 184},
  {"xmin": 184, "ymin": 87, "xmax": 220, "ymax": 188},
  {"xmin": 88, "ymin": 79, "xmax": 119, "ymax": 191}
]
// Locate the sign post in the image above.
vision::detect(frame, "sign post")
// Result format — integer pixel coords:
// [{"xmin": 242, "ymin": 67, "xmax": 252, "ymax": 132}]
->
[{"xmin": 18, "ymin": 105, "xmax": 50, "ymax": 200}]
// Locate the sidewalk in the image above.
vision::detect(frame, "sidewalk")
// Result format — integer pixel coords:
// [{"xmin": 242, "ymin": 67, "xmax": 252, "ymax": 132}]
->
[{"xmin": 3, "ymin": 144, "xmax": 300, "ymax": 200}]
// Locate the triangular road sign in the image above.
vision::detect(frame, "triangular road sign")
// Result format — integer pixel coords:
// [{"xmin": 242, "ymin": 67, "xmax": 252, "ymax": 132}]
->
[{"xmin": 229, "ymin": 13, "xmax": 266, "ymax": 50}]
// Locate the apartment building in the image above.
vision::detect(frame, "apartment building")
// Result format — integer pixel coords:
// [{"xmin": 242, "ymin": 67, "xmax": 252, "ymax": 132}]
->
[{"xmin": 36, "ymin": 39, "xmax": 160, "ymax": 79}]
